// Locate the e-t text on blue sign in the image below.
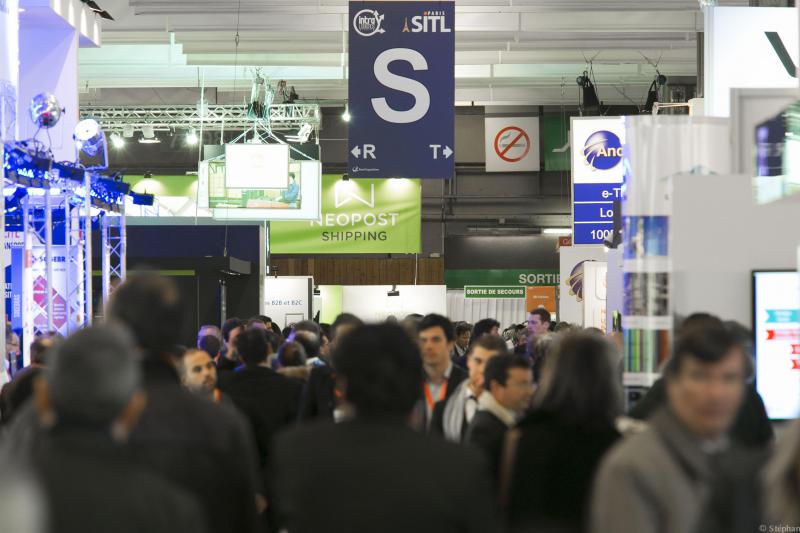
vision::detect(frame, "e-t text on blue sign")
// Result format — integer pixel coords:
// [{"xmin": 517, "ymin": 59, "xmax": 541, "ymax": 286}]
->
[
  {"xmin": 348, "ymin": 1, "xmax": 455, "ymax": 179},
  {"xmin": 571, "ymin": 118, "xmax": 626, "ymax": 245}
]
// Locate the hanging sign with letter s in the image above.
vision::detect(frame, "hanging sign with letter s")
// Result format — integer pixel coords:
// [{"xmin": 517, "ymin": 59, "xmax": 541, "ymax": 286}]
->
[{"xmin": 348, "ymin": 0, "xmax": 455, "ymax": 179}]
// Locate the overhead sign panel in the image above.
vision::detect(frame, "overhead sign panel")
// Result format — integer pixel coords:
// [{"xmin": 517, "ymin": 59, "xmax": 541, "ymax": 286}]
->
[
  {"xmin": 484, "ymin": 117, "xmax": 540, "ymax": 172},
  {"xmin": 348, "ymin": 0, "xmax": 455, "ymax": 179},
  {"xmin": 571, "ymin": 117, "xmax": 626, "ymax": 245},
  {"xmin": 705, "ymin": 6, "xmax": 799, "ymax": 117},
  {"xmin": 270, "ymin": 175, "xmax": 421, "ymax": 254}
]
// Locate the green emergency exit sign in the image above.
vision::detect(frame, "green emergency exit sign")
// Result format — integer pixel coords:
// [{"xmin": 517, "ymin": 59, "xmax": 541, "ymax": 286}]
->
[{"xmin": 464, "ymin": 286, "xmax": 526, "ymax": 299}]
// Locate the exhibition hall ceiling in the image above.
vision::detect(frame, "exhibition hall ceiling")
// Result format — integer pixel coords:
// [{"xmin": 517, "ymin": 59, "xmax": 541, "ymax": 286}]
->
[{"xmin": 80, "ymin": 0, "xmax": 749, "ymax": 105}]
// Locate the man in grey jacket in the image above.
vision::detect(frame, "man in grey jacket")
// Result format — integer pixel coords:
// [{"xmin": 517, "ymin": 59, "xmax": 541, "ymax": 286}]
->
[{"xmin": 590, "ymin": 322, "xmax": 749, "ymax": 533}]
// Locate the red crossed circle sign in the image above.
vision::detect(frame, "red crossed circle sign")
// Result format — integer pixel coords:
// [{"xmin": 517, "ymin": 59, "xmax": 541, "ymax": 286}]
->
[{"xmin": 494, "ymin": 126, "xmax": 531, "ymax": 163}]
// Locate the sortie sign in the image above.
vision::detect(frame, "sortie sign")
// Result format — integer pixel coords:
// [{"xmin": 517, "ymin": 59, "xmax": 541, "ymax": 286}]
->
[{"xmin": 464, "ymin": 286, "xmax": 526, "ymax": 299}]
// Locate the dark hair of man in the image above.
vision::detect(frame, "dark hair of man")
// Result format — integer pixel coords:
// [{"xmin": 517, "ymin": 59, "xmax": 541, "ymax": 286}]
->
[
  {"xmin": 468, "ymin": 335, "xmax": 509, "ymax": 358},
  {"xmin": 107, "ymin": 273, "xmax": 183, "ymax": 358},
  {"xmin": 529, "ymin": 308, "xmax": 551, "ymax": 325},
  {"xmin": 419, "ymin": 314, "xmax": 455, "ymax": 342},
  {"xmin": 222, "ymin": 317, "xmax": 245, "ymax": 343},
  {"xmin": 293, "ymin": 320, "xmax": 321, "ymax": 338},
  {"xmin": 271, "ymin": 323, "xmax": 283, "ymax": 336},
  {"xmin": 278, "ymin": 341, "xmax": 307, "ymax": 368},
  {"xmin": 253, "ymin": 315, "xmax": 272, "ymax": 324},
  {"xmin": 331, "ymin": 313, "xmax": 363, "ymax": 340},
  {"xmin": 30, "ymin": 334, "xmax": 58, "ymax": 366},
  {"xmin": 294, "ymin": 331, "xmax": 321, "ymax": 359},
  {"xmin": 484, "ymin": 354, "xmax": 530, "ymax": 389},
  {"xmin": 455, "ymin": 322, "xmax": 473, "ymax": 337},
  {"xmin": 677, "ymin": 312, "xmax": 724, "ymax": 335},
  {"xmin": 535, "ymin": 332, "xmax": 622, "ymax": 427},
  {"xmin": 332, "ymin": 324, "xmax": 422, "ymax": 419},
  {"xmin": 663, "ymin": 323, "xmax": 742, "ymax": 378},
  {"xmin": 235, "ymin": 328, "xmax": 272, "ymax": 367},
  {"xmin": 320, "ymin": 323, "xmax": 332, "ymax": 341},
  {"xmin": 472, "ymin": 318, "xmax": 500, "ymax": 342},
  {"xmin": 198, "ymin": 335, "xmax": 222, "ymax": 358}
]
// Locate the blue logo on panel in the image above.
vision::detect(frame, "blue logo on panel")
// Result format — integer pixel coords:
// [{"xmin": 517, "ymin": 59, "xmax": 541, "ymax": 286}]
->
[{"xmin": 583, "ymin": 130, "xmax": 622, "ymax": 170}]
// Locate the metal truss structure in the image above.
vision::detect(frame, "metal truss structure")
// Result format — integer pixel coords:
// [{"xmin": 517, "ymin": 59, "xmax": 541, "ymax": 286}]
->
[
  {"xmin": 3, "ymin": 142, "xmax": 130, "ymax": 365},
  {"xmin": 99, "ymin": 209, "xmax": 127, "ymax": 311},
  {"xmin": 80, "ymin": 103, "xmax": 322, "ymax": 133}
]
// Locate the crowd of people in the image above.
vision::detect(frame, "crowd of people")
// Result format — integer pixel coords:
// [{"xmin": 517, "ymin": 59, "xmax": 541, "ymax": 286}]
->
[{"xmin": 0, "ymin": 273, "xmax": 799, "ymax": 533}]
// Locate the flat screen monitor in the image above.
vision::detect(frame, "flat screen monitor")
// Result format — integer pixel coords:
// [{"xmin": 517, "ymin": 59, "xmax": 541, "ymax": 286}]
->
[
  {"xmin": 225, "ymin": 144, "xmax": 289, "ymax": 189},
  {"xmin": 753, "ymin": 270, "xmax": 800, "ymax": 420}
]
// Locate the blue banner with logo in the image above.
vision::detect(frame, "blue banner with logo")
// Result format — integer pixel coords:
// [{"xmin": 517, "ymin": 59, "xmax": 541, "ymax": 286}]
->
[
  {"xmin": 348, "ymin": 1, "xmax": 455, "ymax": 179},
  {"xmin": 570, "ymin": 117, "xmax": 626, "ymax": 245}
]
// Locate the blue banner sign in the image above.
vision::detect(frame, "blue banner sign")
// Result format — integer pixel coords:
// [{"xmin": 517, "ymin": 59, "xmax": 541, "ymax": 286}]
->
[
  {"xmin": 348, "ymin": 1, "xmax": 455, "ymax": 179},
  {"xmin": 571, "ymin": 117, "xmax": 626, "ymax": 245}
]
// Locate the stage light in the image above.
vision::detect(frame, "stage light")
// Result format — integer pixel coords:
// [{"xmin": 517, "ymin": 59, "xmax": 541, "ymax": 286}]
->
[
  {"xmin": 286, "ymin": 123, "xmax": 312, "ymax": 144},
  {"xmin": 73, "ymin": 119, "xmax": 106, "ymax": 156},
  {"xmin": 122, "ymin": 125, "xmax": 134, "ymax": 138},
  {"xmin": 543, "ymin": 228, "xmax": 572, "ymax": 235},
  {"xmin": 29, "ymin": 93, "xmax": 63, "ymax": 129},
  {"xmin": 139, "ymin": 124, "xmax": 160, "ymax": 144},
  {"xmin": 186, "ymin": 129, "xmax": 199, "ymax": 145},
  {"xmin": 342, "ymin": 104, "xmax": 351, "ymax": 122},
  {"xmin": 110, "ymin": 133, "xmax": 125, "ymax": 149},
  {"xmin": 387, "ymin": 285, "xmax": 400, "ymax": 297}
]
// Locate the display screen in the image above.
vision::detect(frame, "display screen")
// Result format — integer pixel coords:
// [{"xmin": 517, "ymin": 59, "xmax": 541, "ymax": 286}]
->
[
  {"xmin": 753, "ymin": 270, "xmax": 800, "ymax": 420},
  {"xmin": 225, "ymin": 144, "xmax": 289, "ymax": 189}
]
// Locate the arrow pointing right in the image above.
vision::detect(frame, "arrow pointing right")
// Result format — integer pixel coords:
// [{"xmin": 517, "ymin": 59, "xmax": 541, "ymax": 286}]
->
[
  {"xmin": 351, "ymin": 146, "xmax": 361, "ymax": 158},
  {"xmin": 443, "ymin": 146, "xmax": 453, "ymax": 159}
]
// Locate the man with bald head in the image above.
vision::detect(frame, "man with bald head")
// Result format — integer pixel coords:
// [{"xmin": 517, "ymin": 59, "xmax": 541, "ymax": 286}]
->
[{"xmin": 30, "ymin": 325, "xmax": 206, "ymax": 533}]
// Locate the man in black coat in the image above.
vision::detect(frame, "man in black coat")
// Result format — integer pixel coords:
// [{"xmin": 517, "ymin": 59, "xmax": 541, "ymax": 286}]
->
[
  {"xmin": 273, "ymin": 323, "xmax": 498, "ymax": 533},
  {"xmin": 466, "ymin": 355, "xmax": 534, "ymax": 482},
  {"xmin": 417, "ymin": 314, "xmax": 467, "ymax": 431},
  {"xmin": 108, "ymin": 274, "xmax": 261, "ymax": 533},
  {"xmin": 30, "ymin": 325, "xmax": 207, "ymax": 533},
  {"xmin": 221, "ymin": 328, "xmax": 302, "ymax": 488},
  {"xmin": 298, "ymin": 313, "xmax": 362, "ymax": 422}
]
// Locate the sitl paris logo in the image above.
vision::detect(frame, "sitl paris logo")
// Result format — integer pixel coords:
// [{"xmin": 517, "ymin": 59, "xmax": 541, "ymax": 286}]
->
[
  {"xmin": 353, "ymin": 9, "xmax": 385, "ymax": 37},
  {"xmin": 583, "ymin": 130, "xmax": 622, "ymax": 171}
]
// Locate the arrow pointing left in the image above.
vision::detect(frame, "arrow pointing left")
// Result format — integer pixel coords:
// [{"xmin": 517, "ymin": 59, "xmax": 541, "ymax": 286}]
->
[{"xmin": 351, "ymin": 146, "xmax": 361, "ymax": 158}]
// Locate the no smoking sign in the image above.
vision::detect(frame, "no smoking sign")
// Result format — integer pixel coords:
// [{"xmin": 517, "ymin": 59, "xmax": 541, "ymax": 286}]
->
[{"xmin": 485, "ymin": 117, "xmax": 540, "ymax": 172}]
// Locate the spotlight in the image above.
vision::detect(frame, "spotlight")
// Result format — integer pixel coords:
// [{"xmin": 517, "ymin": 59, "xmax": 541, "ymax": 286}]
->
[
  {"xmin": 29, "ymin": 93, "xmax": 63, "ymax": 129},
  {"xmin": 342, "ymin": 104, "xmax": 351, "ymax": 122},
  {"xmin": 576, "ymin": 71, "xmax": 601, "ymax": 115},
  {"xmin": 110, "ymin": 133, "xmax": 125, "ymax": 149},
  {"xmin": 286, "ymin": 123, "xmax": 312, "ymax": 144},
  {"xmin": 139, "ymin": 124, "xmax": 160, "ymax": 144},
  {"xmin": 122, "ymin": 124, "xmax": 134, "ymax": 138},
  {"xmin": 73, "ymin": 119, "xmax": 106, "ymax": 156},
  {"xmin": 186, "ymin": 129, "xmax": 199, "ymax": 146},
  {"xmin": 387, "ymin": 284, "xmax": 400, "ymax": 297},
  {"xmin": 313, "ymin": 285, "xmax": 321, "ymax": 296},
  {"xmin": 643, "ymin": 72, "xmax": 668, "ymax": 114}
]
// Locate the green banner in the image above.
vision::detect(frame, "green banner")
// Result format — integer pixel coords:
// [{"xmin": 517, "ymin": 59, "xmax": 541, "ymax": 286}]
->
[
  {"xmin": 270, "ymin": 175, "xmax": 421, "ymax": 254},
  {"xmin": 465, "ymin": 286, "xmax": 525, "ymax": 299},
  {"xmin": 446, "ymin": 269, "xmax": 560, "ymax": 289},
  {"xmin": 542, "ymin": 115, "xmax": 570, "ymax": 172}
]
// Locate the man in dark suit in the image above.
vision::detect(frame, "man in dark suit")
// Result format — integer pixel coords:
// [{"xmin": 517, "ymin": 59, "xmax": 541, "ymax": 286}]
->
[
  {"xmin": 108, "ymin": 274, "xmax": 261, "ymax": 533},
  {"xmin": 30, "ymin": 325, "xmax": 207, "ymax": 533},
  {"xmin": 466, "ymin": 354, "xmax": 534, "ymax": 481},
  {"xmin": 298, "ymin": 313, "xmax": 362, "ymax": 422},
  {"xmin": 430, "ymin": 335, "xmax": 508, "ymax": 442},
  {"xmin": 417, "ymin": 314, "xmax": 467, "ymax": 431},
  {"xmin": 221, "ymin": 328, "xmax": 302, "ymax": 488},
  {"xmin": 273, "ymin": 323, "xmax": 498, "ymax": 533}
]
